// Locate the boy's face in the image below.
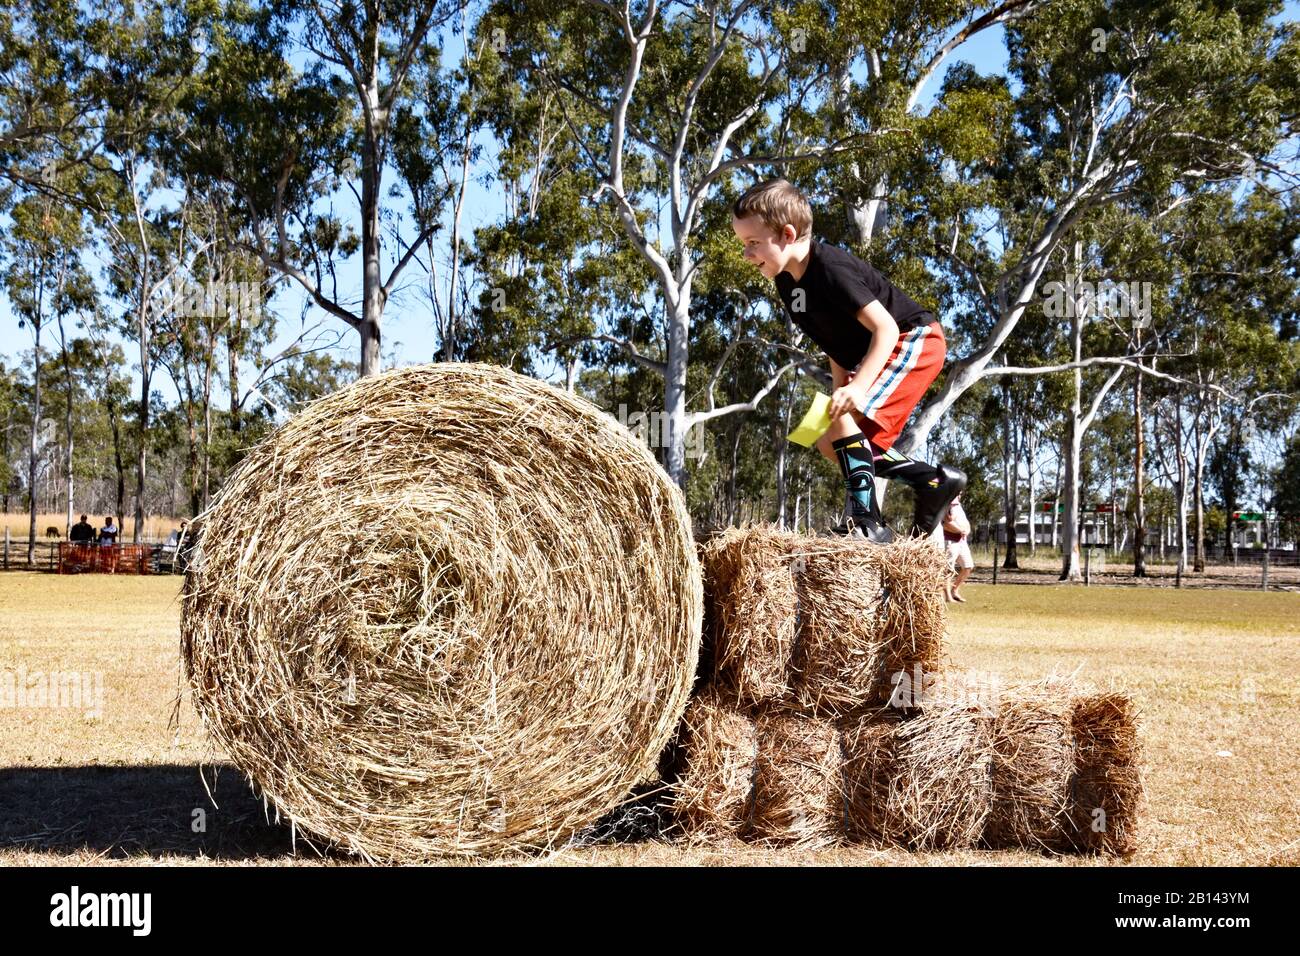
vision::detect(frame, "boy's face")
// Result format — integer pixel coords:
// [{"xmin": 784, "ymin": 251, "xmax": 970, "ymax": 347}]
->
[{"xmin": 731, "ymin": 214, "xmax": 797, "ymax": 279}]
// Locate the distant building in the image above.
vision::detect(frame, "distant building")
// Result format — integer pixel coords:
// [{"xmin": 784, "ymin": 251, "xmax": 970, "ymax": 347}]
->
[
  {"xmin": 1228, "ymin": 511, "xmax": 1295, "ymax": 550},
  {"xmin": 992, "ymin": 502, "xmax": 1115, "ymax": 547},
  {"xmin": 986, "ymin": 506, "xmax": 1295, "ymax": 551}
]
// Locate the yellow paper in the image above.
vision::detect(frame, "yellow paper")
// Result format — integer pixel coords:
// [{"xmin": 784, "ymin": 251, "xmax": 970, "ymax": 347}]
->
[{"xmin": 786, "ymin": 392, "xmax": 833, "ymax": 447}]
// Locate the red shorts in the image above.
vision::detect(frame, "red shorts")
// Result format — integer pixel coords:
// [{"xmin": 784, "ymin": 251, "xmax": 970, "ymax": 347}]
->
[{"xmin": 847, "ymin": 320, "xmax": 946, "ymax": 452}]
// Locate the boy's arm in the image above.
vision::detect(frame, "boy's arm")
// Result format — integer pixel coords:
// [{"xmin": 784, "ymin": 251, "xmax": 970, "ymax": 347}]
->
[
  {"xmin": 829, "ymin": 357, "xmax": 850, "ymax": 390},
  {"xmin": 828, "ymin": 300, "xmax": 900, "ymax": 419}
]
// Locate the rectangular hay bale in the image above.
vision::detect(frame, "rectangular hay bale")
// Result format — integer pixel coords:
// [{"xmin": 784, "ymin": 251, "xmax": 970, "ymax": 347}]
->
[
  {"xmin": 747, "ymin": 712, "xmax": 842, "ymax": 847},
  {"xmin": 671, "ymin": 690, "xmax": 759, "ymax": 841},
  {"xmin": 699, "ymin": 527, "xmax": 798, "ymax": 709},
  {"xmin": 701, "ymin": 525, "xmax": 948, "ymax": 718}
]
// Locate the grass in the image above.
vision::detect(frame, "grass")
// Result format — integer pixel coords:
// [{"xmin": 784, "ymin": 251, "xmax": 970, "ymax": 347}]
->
[{"xmin": 1, "ymin": 571, "xmax": 1297, "ymax": 866}]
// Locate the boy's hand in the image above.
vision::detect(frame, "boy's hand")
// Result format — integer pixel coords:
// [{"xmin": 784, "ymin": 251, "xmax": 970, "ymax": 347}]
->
[{"xmin": 828, "ymin": 383, "xmax": 869, "ymax": 420}]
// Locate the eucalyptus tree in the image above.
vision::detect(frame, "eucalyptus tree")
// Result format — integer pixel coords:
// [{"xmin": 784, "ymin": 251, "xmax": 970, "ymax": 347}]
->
[
  {"xmin": 898, "ymin": 0, "xmax": 1300, "ymax": 458},
  {"xmin": 0, "ymin": 178, "xmax": 94, "ymax": 562},
  {"xmin": 178, "ymin": 0, "xmax": 461, "ymax": 376}
]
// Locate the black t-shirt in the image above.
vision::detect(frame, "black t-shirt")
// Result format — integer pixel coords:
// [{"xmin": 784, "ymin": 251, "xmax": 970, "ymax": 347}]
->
[{"xmin": 774, "ymin": 239, "xmax": 936, "ymax": 371}]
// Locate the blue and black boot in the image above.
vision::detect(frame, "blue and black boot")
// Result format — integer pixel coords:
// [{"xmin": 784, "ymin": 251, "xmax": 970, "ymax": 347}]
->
[
  {"xmin": 871, "ymin": 445, "xmax": 968, "ymax": 537},
  {"xmin": 830, "ymin": 434, "xmax": 894, "ymax": 544}
]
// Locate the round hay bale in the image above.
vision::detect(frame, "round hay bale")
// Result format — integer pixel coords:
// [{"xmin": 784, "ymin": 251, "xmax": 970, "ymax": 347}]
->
[
  {"xmin": 747, "ymin": 712, "xmax": 842, "ymax": 847},
  {"xmin": 671, "ymin": 691, "xmax": 758, "ymax": 840},
  {"xmin": 179, "ymin": 362, "xmax": 702, "ymax": 859}
]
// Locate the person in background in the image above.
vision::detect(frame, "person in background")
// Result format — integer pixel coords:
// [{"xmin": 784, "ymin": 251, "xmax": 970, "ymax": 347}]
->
[
  {"xmin": 942, "ymin": 494, "xmax": 973, "ymax": 603},
  {"xmin": 98, "ymin": 516, "xmax": 118, "ymax": 545},
  {"xmin": 163, "ymin": 521, "xmax": 186, "ymax": 549},
  {"xmin": 70, "ymin": 514, "xmax": 96, "ymax": 544},
  {"xmin": 177, "ymin": 520, "xmax": 197, "ymax": 573},
  {"xmin": 163, "ymin": 520, "xmax": 191, "ymax": 573},
  {"xmin": 99, "ymin": 515, "xmax": 120, "ymax": 573}
]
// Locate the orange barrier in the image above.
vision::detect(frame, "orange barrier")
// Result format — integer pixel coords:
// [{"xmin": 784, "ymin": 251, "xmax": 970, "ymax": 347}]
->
[{"xmin": 58, "ymin": 543, "xmax": 153, "ymax": 574}]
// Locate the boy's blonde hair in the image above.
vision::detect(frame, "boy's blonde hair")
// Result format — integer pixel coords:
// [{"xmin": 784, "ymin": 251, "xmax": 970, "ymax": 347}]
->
[{"xmin": 732, "ymin": 178, "xmax": 813, "ymax": 240}]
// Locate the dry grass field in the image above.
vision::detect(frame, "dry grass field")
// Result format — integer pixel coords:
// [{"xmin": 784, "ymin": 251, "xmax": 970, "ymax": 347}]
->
[
  {"xmin": 1, "ymin": 512, "xmax": 181, "ymax": 543},
  {"xmin": 1, "ymin": 571, "xmax": 1296, "ymax": 866}
]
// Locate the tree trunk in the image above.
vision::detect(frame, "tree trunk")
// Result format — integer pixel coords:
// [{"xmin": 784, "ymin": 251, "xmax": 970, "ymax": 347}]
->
[
  {"xmin": 1059, "ymin": 248, "xmax": 1085, "ymax": 582},
  {"xmin": 2, "ymin": 397, "xmax": 12, "ymax": 513},
  {"xmin": 1052, "ymin": 444, "xmax": 1062, "ymax": 549},
  {"xmin": 776, "ymin": 375, "xmax": 794, "ymax": 529},
  {"xmin": 134, "ymin": 280, "xmax": 151, "ymax": 544},
  {"xmin": 1001, "ymin": 381, "xmax": 1020, "ymax": 569},
  {"xmin": 1060, "ymin": 411, "xmax": 1083, "ymax": 581},
  {"xmin": 1133, "ymin": 353, "xmax": 1146, "ymax": 576},
  {"xmin": 26, "ymin": 312, "xmax": 42, "ymax": 567},
  {"xmin": 663, "ymin": 293, "xmax": 691, "ymax": 488},
  {"xmin": 58, "ymin": 309, "xmax": 76, "ymax": 539},
  {"xmin": 202, "ymin": 351, "xmax": 213, "ymax": 510},
  {"xmin": 107, "ymin": 390, "xmax": 126, "ymax": 526},
  {"xmin": 185, "ymin": 412, "xmax": 199, "ymax": 516},
  {"xmin": 227, "ymin": 316, "xmax": 242, "ymax": 435},
  {"xmin": 1193, "ymin": 442, "xmax": 1206, "ymax": 573},
  {"xmin": 360, "ymin": 119, "xmax": 384, "ymax": 377},
  {"xmin": 135, "ymin": 390, "xmax": 148, "ymax": 541},
  {"xmin": 360, "ymin": 317, "xmax": 381, "ymax": 379},
  {"xmin": 1110, "ymin": 479, "xmax": 1117, "ymax": 557},
  {"xmin": 1174, "ymin": 398, "xmax": 1189, "ymax": 584},
  {"xmin": 727, "ymin": 427, "xmax": 740, "ymax": 527},
  {"xmin": 1026, "ymin": 423, "xmax": 1037, "ymax": 554},
  {"xmin": 443, "ymin": 107, "xmax": 473, "ymax": 362}
]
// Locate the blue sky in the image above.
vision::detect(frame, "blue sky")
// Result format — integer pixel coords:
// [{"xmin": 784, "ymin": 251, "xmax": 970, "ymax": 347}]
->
[{"xmin": 2, "ymin": 3, "xmax": 1295, "ymax": 411}]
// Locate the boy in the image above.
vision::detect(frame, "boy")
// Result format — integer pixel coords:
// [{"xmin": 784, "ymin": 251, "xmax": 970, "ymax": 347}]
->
[{"xmin": 731, "ymin": 178, "xmax": 965, "ymax": 543}]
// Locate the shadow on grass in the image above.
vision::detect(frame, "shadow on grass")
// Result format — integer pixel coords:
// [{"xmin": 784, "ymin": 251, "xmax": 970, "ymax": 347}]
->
[
  {"xmin": 0, "ymin": 765, "xmax": 678, "ymax": 862},
  {"xmin": 0, "ymin": 764, "xmax": 302, "ymax": 860}
]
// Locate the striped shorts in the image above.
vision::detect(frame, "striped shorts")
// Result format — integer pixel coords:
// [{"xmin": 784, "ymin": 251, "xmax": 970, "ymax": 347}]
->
[{"xmin": 848, "ymin": 320, "xmax": 946, "ymax": 452}]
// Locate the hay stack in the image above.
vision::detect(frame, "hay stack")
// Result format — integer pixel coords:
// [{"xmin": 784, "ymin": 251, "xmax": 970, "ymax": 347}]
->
[
  {"xmin": 793, "ymin": 536, "xmax": 948, "ymax": 715},
  {"xmin": 980, "ymin": 681, "xmax": 1144, "ymax": 855},
  {"xmin": 671, "ymin": 692, "xmax": 758, "ymax": 840},
  {"xmin": 699, "ymin": 526, "xmax": 798, "ymax": 708},
  {"xmin": 180, "ymin": 363, "xmax": 702, "ymax": 859},
  {"xmin": 1069, "ymin": 693, "xmax": 1145, "ymax": 856},
  {"xmin": 984, "ymin": 678, "xmax": 1076, "ymax": 852},
  {"xmin": 842, "ymin": 679, "xmax": 1144, "ymax": 855},
  {"xmin": 842, "ymin": 704, "xmax": 995, "ymax": 850},
  {"xmin": 698, "ymin": 526, "xmax": 947, "ymax": 716},
  {"xmin": 748, "ymin": 713, "xmax": 842, "ymax": 847}
]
